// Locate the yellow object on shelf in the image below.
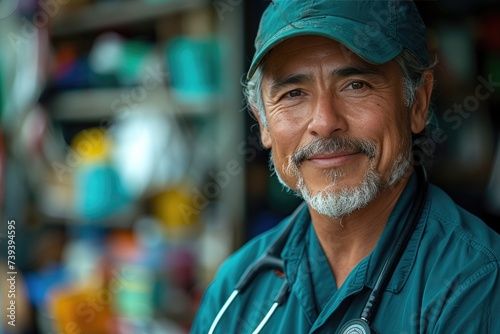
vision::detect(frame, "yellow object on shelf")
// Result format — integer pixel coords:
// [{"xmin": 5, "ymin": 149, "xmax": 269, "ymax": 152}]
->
[
  {"xmin": 150, "ymin": 187, "xmax": 201, "ymax": 231},
  {"xmin": 70, "ymin": 128, "xmax": 111, "ymax": 164}
]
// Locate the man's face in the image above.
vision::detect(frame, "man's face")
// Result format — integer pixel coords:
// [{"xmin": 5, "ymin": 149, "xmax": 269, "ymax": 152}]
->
[{"xmin": 258, "ymin": 36, "xmax": 424, "ymax": 218}]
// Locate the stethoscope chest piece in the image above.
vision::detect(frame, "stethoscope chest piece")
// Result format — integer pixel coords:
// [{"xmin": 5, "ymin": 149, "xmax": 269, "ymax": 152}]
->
[{"xmin": 338, "ymin": 319, "xmax": 375, "ymax": 334}]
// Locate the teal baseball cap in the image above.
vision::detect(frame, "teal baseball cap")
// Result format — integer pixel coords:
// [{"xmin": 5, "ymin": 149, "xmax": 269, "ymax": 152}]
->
[{"xmin": 248, "ymin": 0, "xmax": 429, "ymax": 79}]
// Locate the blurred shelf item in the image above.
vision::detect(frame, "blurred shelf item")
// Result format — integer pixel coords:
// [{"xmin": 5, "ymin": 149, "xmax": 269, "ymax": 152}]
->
[
  {"xmin": 48, "ymin": 87, "xmax": 219, "ymax": 121},
  {"xmin": 51, "ymin": 0, "xmax": 209, "ymax": 37}
]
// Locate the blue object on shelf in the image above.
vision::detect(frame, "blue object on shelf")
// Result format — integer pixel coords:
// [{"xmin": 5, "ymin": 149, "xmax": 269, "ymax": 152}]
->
[
  {"xmin": 75, "ymin": 164, "xmax": 131, "ymax": 221},
  {"xmin": 24, "ymin": 264, "xmax": 68, "ymax": 309}
]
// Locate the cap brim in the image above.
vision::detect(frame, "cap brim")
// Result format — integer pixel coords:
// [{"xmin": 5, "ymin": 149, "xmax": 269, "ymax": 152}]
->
[{"xmin": 247, "ymin": 16, "xmax": 402, "ymax": 80}]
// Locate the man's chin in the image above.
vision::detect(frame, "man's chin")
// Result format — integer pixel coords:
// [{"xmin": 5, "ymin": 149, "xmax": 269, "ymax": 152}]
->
[
  {"xmin": 298, "ymin": 177, "xmax": 365, "ymax": 196},
  {"xmin": 297, "ymin": 168, "xmax": 383, "ymax": 218}
]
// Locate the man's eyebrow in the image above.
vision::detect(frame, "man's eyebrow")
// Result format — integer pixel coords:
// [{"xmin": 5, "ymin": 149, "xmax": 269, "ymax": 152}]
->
[
  {"xmin": 332, "ymin": 65, "xmax": 385, "ymax": 78},
  {"xmin": 268, "ymin": 73, "xmax": 312, "ymax": 98}
]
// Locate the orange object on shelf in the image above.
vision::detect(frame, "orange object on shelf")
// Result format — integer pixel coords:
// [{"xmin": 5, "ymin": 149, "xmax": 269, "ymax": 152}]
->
[{"xmin": 50, "ymin": 287, "xmax": 116, "ymax": 334}]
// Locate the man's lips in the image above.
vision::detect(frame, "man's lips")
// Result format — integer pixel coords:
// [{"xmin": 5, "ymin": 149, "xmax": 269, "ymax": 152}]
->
[{"xmin": 306, "ymin": 151, "xmax": 361, "ymax": 168}]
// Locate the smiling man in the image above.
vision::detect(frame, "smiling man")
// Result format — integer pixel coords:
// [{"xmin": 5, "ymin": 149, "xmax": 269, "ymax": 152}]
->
[{"xmin": 191, "ymin": 1, "xmax": 500, "ymax": 333}]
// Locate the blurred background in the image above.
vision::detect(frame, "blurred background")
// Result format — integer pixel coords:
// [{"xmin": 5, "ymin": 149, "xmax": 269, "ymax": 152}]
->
[{"xmin": 0, "ymin": 0, "xmax": 499, "ymax": 333}]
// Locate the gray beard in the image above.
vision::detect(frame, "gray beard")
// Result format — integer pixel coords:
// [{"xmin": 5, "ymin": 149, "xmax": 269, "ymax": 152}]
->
[{"xmin": 270, "ymin": 137, "xmax": 411, "ymax": 219}]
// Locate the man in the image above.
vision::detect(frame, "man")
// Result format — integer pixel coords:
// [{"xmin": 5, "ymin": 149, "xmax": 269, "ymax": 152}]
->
[{"xmin": 192, "ymin": 1, "xmax": 500, "ymax": 333}]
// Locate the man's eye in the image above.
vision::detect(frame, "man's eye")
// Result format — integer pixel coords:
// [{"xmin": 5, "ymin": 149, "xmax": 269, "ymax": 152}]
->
[
  {"xmin": 349, "ymin": 82, "xmax": 365, "ymax": 90},
  {"xmin": 286, "ymin": 89, "xmax": 302, "ymax": 98}
]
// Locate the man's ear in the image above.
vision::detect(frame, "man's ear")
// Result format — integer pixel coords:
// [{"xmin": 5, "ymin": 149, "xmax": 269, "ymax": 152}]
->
[
  {"xmin": 410, "ymin": 70, "xmax": 434, "ymax": 134},
  {"xmin": 251, "ymin": 107, "xmax": 272, "ymax": 149}
]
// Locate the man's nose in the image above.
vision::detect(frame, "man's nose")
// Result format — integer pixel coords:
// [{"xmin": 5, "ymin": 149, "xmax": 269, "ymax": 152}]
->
[{"xmin": 307, "ymin": 93, "xmax": 347, "ymax": 138}]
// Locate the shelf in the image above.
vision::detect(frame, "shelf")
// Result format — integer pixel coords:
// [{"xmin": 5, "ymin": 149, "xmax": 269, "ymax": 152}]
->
[
  {"xmin": 48, "ymin": 87, "xmax": 219, "ymax": 121},
  {"xmin": 50, "ymin": 0, "xmax": 209, "ymax": 37}
]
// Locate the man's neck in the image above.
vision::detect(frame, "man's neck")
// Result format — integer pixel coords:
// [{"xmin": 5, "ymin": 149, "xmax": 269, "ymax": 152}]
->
[{"xmin": 308, "ymin": 172, "xmax": 411, "ymax": 288}]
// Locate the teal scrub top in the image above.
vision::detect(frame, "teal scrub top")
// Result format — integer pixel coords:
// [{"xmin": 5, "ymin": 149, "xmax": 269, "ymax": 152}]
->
[{"xmin": 191, "ymin": 173, "xmax": 500, "ymax": 333}]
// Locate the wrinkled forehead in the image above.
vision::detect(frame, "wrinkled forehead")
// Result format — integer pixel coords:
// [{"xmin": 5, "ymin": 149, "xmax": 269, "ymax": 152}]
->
[{"xmin": 260, "ymin": 35, "xmax": 398, "ymax": 81}]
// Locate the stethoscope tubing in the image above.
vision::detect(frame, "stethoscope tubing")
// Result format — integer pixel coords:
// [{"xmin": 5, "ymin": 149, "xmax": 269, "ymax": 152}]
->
[
  {"xmin": 208, "ymin": 290, "xmax": 239, "ymax": 334},
  {"xmin": 339, "ymin": 165, "xmax": 428, "ymax": 334},
  {"xmin": 252, "ymin": 280, "xmax": 290, "ymax": 334},
  {"xmin": 360, "ymin": 165, "xmax": 428, "ymax": 323},
  {"xmin": 207, "ymin": 203, "xmax": 305, "ymax": 334}
]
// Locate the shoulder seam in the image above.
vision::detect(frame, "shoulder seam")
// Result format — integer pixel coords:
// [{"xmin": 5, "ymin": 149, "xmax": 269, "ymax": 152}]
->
[
  {"xmin": 429, "ymin": 211, "xmax": 498, "ymax": 263},
  {"xmin": 450, "ymin": 260, "xmax": 498, "ymax": 297}
]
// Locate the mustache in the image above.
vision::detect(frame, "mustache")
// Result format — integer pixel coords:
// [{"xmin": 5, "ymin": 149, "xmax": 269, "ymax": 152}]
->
[{"xmin": 292, "ymin": 137, "xmax": 377, "ymax": 165}]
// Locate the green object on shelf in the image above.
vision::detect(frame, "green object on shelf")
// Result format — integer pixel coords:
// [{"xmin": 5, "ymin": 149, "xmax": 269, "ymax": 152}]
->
[
  {"xmin": 118, "ymin": 40, "xmax": 154, "ymax": 85},
  {"xmin": 166, "ymin": 36, "xmax": 221, "ymax": 101},
  {"xmin": 114, "ymin": 264, "xmax": 154, "ymax": 318},
  {"xmin": 484, "ymin": 53, "xmax": 500, "ymax": 97}
]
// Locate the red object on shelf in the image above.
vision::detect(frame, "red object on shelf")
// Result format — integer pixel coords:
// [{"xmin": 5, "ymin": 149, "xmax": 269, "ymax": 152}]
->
[{"xmin": 480, "ymin": 13, "xmax": 500, "ymax": 51}]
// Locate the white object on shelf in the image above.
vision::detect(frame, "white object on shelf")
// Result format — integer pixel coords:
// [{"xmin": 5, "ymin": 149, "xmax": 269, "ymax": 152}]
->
[{"xmin": 110, "ymin": 108, "xmax": 190, "ymax": 198}]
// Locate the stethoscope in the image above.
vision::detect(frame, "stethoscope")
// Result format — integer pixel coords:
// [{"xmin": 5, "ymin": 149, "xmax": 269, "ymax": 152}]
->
[{"xmin": 208, "ymin": 164, "xmax": 428, "ymax": 334}]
